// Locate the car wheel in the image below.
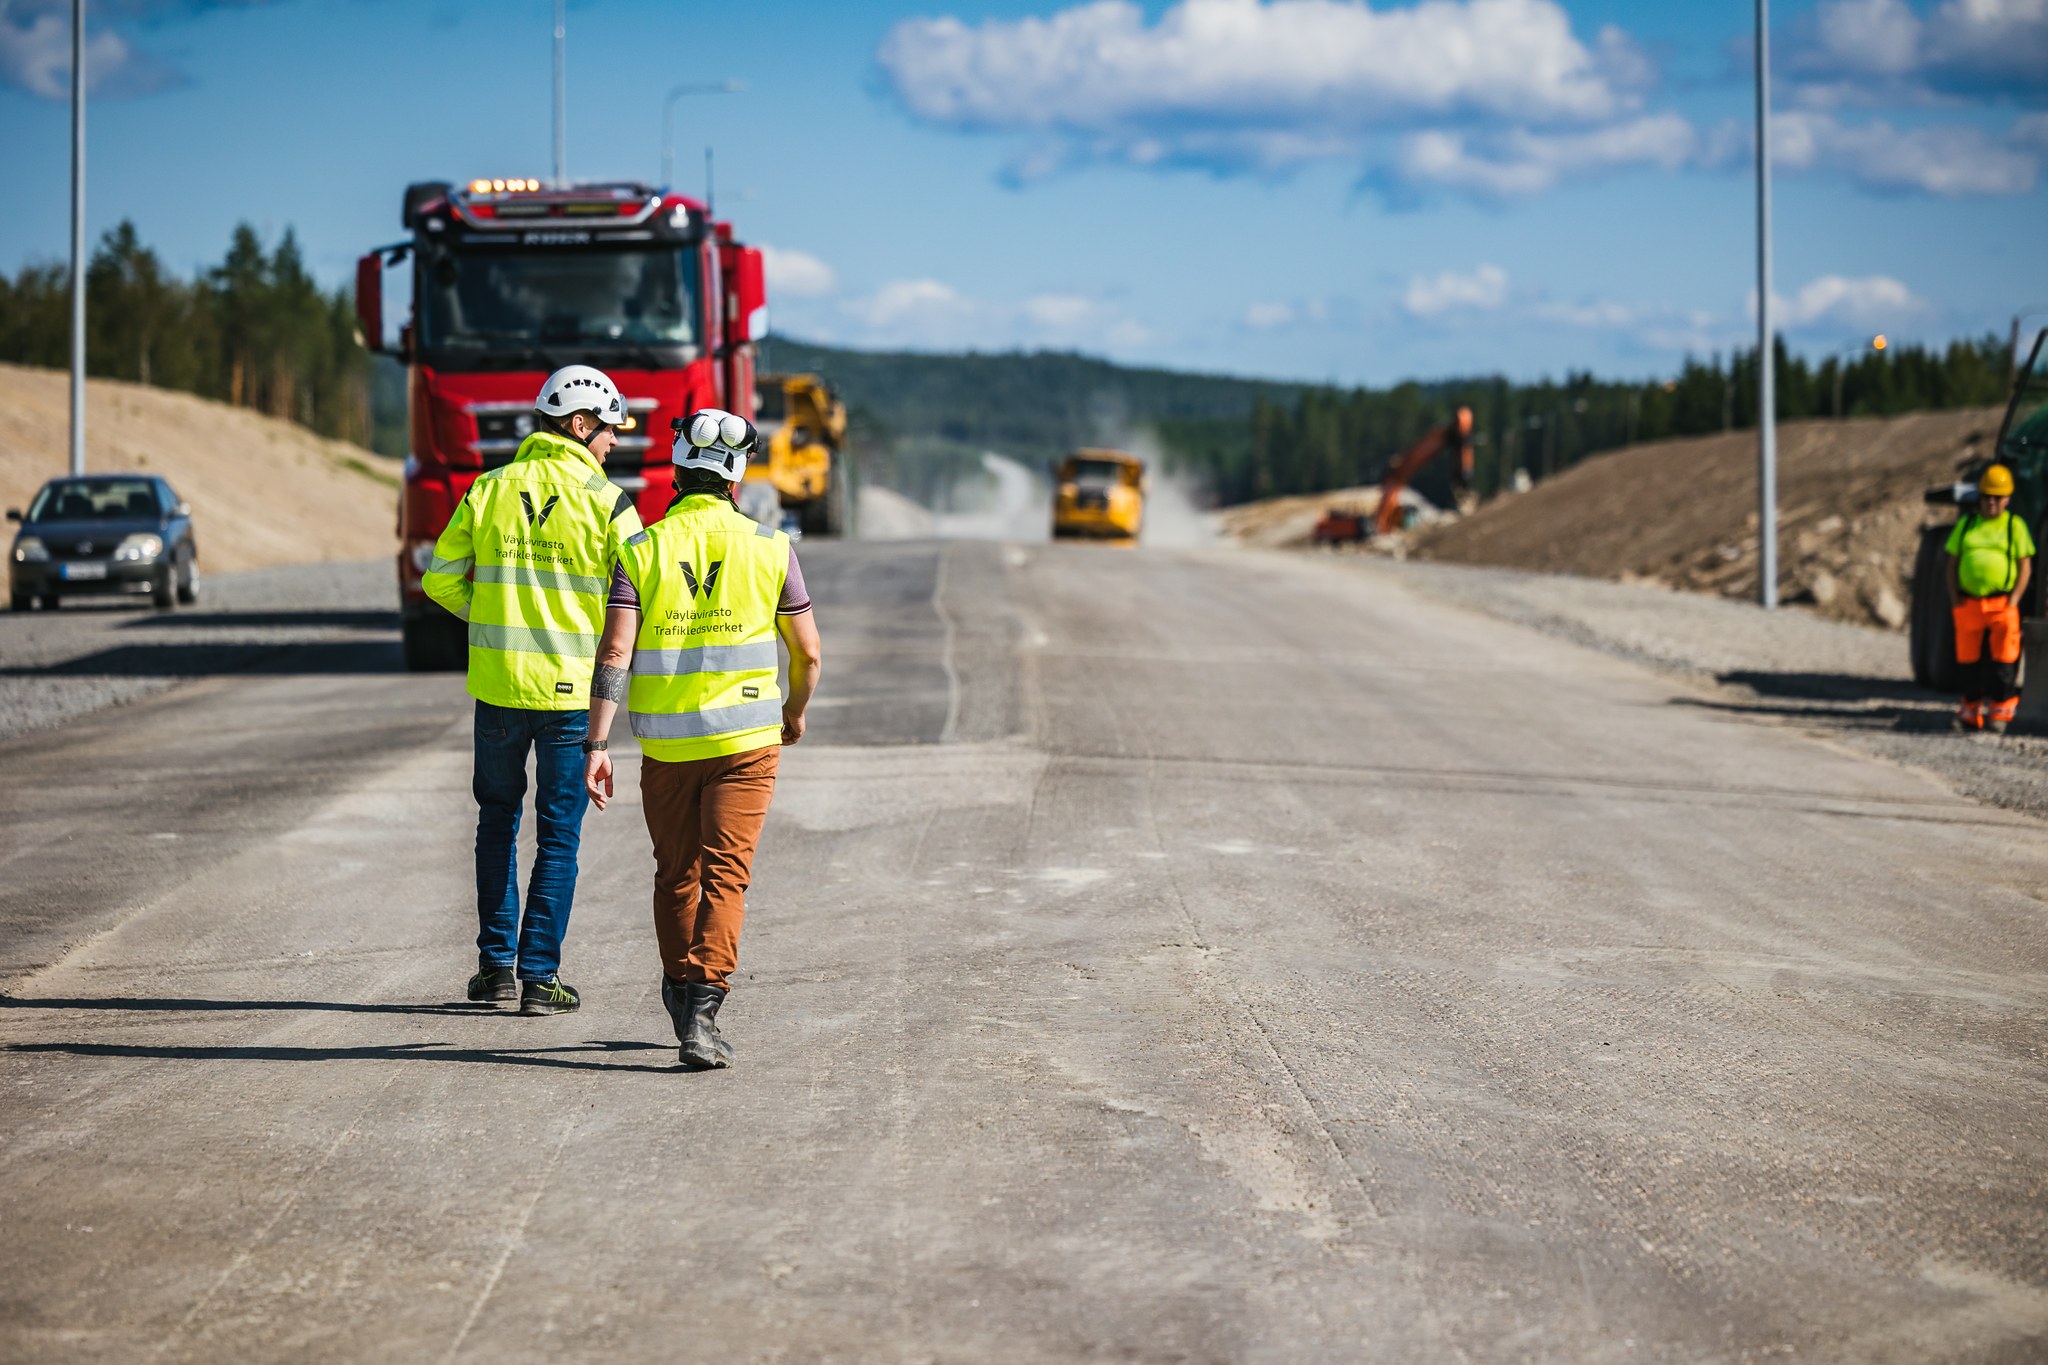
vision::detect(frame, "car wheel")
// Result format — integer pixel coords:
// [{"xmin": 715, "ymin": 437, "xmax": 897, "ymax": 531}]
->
[
  {"xmin": 152, "ymin": 563, "xmax": 176, "ymax": 611},
  {"xmin": 177, "ymin": 554, "xmax": 199, "ymax": 605}
]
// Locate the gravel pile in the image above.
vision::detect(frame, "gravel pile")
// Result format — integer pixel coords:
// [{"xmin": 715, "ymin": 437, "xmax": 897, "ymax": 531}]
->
[
  {"xmin": 1361, "ymin": 556, "xmax": 2048, "ymax": 819},
  {"xmin": 0, "ymin": 560, "xmax": 397, "ymax": 742}
]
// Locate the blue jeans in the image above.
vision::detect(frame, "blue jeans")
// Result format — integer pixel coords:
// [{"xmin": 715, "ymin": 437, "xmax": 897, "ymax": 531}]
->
[{"xmin": 473, "ymin": 701, "xmax": 590, "ymax": 982}]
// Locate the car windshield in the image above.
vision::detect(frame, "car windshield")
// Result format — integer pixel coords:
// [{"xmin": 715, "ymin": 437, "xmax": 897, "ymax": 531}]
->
[
  {"xmin": 26, "ymin": 479, "xmax": 161, "ymax": 522},
  {"xmin": 2003, "ymin": 334, "xmax": 2048, "ymax": 458},
  {"xmin": 421, "ymin": 246, "xmax": 700, "ymax": 350}
]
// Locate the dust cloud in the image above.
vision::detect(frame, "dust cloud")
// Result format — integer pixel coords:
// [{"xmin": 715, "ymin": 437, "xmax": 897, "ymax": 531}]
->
[{"xmin": 855, "ymin": 440, "xmax": 1219, "ymax": 548}]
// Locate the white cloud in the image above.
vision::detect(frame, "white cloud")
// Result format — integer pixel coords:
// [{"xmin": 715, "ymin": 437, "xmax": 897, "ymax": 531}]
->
[
  {"xmin": 830, "ymin": 279, "xmax": 1151, "ymax": 352},
  {"xmin": 759, "ymin": 246, "xmax": 837, "ymax": 299},
  {"xmin": 1403, "ymin": 264, "xmax": 1509, "ymax": 318},
  {"xmin": 1242, "ymin": 301, "xmax": 1296, "ymax": 330},
  {"xmin": 0, "ymin": 2, "xmax": 140, "ymax": 98},
  {"xmin": 0, "ymin": 0, "xmax": 269, "ymax": 98},
  {"xmin": 1771, "ymin": 274, "xmax": 1928, "ymax": 329},
  {"xmin": 878, "ymin": 0, "xmax": 1660, "ymax": 186},
  {"xmin": 1793, "ymin": 0, "xmax": 2048, "ymax": 100},
  {"xmin": 1396, "ymin": 112, "xmax": 1695, "ymax": 195},
  {"xmin": 1771, "ymin": 109, "xmax": 2038, "ymax": 195}
]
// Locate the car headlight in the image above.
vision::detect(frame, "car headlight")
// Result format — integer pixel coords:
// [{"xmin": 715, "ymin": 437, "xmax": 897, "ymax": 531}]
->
[
  {"xmin": 13, "ymin": 536, "xmax": 47, "ymax": 562},
  {"xmin": 114, "ymin": 534, "xmax": 164, "ymax": 562}
]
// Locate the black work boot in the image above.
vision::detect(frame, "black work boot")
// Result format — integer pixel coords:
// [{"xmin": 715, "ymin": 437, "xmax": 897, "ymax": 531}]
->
[
  {"xmin": 519, "ymin": 976, "xmax": 581, "ymax": 1016},
  {"xmin": 679, "ymin": 982, "xmax": 735, "ymax": 1070},
  {"xmin": 467, "ymin": 963, "xmax": 517, "ymax": 1004},
  {"xmin": 660, "ymin": 974, "xmax": 690, "ymax": 1044}
]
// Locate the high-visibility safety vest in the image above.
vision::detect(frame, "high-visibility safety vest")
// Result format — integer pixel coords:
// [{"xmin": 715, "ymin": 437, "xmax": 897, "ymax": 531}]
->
[
  {"xmin": 422, "ymin": 430, "xmax": 644, "ymax": 710},
  {"xmin": 618, "ymin": 493, "xmax": 789, "ymax": 762}
]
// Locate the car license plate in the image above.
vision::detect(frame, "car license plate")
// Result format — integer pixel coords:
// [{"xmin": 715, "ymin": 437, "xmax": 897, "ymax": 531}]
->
[{"xmin": 60, "ymin": 562, "xmax": 107, "ymax": 581}]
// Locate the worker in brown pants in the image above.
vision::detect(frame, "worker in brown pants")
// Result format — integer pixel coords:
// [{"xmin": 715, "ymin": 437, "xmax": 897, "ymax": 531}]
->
[{"xmin": 583, "ymin": 409, "xmax": 822, "ymax": 1068}]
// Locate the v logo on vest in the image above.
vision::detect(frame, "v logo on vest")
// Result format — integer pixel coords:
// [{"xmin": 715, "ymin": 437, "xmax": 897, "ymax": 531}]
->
[
  {"xmin": 680, "ymin": 560, "xmax": 723, "ymax": 598},
  {"xmin": 520, "ymin": 492, "xmax": 560, "ymax": 528}
]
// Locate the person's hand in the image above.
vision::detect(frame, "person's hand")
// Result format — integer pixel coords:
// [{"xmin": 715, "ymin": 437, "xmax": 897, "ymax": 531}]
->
[
  {"xmin": 781, "ymin": 708, "xmax": 806, "ymax": 746},
  {"xmin": 585, "ymin": 751, "xmax": 613, "ymax": 809}
]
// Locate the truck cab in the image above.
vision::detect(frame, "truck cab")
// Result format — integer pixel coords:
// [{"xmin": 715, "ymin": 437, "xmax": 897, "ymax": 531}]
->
[{"xmin": 355, "ymin": 177, "xmax": 766, "ymax": 669}]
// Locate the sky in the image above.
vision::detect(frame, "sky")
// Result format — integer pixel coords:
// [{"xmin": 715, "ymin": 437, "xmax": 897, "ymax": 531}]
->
[{"xmin": 1, "ymin": 0, "xmax": 2044, "ymax": 386}]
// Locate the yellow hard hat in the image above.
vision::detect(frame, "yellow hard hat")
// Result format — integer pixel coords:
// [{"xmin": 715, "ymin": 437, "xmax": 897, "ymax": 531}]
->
[{"xmin": 1980, "ymin": 464, "xmax": 2016, "ymax": 497}]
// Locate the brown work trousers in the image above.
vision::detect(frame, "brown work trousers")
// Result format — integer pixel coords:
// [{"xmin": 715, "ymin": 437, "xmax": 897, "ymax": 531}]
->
[{"xmin": 640, "ymin": 745, "xmax": 779, "ymax": 990}]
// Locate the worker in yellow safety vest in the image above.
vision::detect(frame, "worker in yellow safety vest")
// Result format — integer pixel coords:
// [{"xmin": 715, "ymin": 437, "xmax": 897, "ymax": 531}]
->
[
  {"xmin": 583, "ymin": 407, "xmax": 822, "ymax": 1069},
  {"xmin": 423, "ymin": 364, "xmax": 645, "ymax": 1015},
  {"xmin": 1946, "ymin": 462, "xmax": 2035, "ymax": 734}
]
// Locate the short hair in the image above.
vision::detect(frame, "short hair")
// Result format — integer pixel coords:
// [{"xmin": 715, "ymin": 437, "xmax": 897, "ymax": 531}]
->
[{"xmin": 669, "ymin": 467, "xmax": 735, "ymax": 504}]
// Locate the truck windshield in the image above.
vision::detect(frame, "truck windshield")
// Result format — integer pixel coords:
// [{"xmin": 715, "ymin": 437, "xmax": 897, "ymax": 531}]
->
[
  {"xmin": 421, "ymin": 246, "xmax": 699, "ymax": 351},
  {"xmin": 1070, "ymin": 459, "xmax": 1129, "ymax": 487}
]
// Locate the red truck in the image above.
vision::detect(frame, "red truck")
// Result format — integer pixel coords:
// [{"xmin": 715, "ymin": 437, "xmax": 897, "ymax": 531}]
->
[{"xmin": 354, "ymin": 177, "xmax": 766, "ymax": 669}]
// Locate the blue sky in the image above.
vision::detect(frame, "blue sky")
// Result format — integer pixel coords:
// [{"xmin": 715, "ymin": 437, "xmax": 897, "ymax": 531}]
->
[{"xmin": 2, "ymin": 0, "xmax": 2044, "ymax": 385}]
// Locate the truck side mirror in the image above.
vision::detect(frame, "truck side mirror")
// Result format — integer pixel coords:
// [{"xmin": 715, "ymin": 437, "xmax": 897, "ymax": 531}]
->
[{"xmin": 355, "ymin": 251, "xmax": 385, "ymax": 354}]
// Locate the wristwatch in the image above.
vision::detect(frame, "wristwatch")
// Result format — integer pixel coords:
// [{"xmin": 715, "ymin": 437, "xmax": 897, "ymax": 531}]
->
[{"xmin": 581, "ymin": 740, "xmax": 608, "ymax": 753}]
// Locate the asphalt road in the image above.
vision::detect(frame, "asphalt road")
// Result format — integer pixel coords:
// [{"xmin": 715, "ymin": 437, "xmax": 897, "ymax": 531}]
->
[{"xmin": 2, "ymin": 542, "xmax": 2045, "ymax": 1363}]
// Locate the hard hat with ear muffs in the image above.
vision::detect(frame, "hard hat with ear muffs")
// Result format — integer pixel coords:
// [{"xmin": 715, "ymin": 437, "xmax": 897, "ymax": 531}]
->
[{"xmin": 671, "ymin": 408, "xmax": 757, "ymax": 482}]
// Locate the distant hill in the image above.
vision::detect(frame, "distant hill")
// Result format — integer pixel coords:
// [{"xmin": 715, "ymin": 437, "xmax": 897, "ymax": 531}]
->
[{"xmin": 763, "ymin": 337, "xmax": 1308, "ymax": 459}]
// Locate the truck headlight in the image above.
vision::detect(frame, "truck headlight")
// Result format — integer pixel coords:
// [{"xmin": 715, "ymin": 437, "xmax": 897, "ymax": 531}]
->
[
  {"xmin": 114, "ymin": 534, "xmax": 164, "ymax": 562},
  {"xmin": 409, "ymin": 541, "xmax": 435, "ymax": 572},
  {"xmin": 13, "ymin": 536, "xmax": 48, "ymax": 562}
]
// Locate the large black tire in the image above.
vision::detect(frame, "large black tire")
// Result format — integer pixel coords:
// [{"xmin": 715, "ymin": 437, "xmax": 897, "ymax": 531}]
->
[
  {"xmin": 1910, "ymin": 525, "xmax": 1960, "ymax": 693},
  {"xmin": 402, "ymin": 610, "xmax": 468, "ymax": 672},
  {"xmin": 176, "ymin": 553, "xmax": 199, "ymax": 605},
  {"xmin": 152, "ymin": 563, "xmax": 176, "ymax": 611}
]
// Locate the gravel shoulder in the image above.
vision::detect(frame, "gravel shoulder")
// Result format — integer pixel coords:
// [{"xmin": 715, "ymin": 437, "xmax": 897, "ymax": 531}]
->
[
  {"xmin": 1346, "ymin": 553, "xmax": 2048, "ymax": 818},
  {"xmin": 0, "ymin": 560, "xmax": 396, "ymax": 741}
]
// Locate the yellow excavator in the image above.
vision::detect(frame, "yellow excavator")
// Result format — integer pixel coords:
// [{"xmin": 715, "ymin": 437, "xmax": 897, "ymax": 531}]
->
[{"xmin": 742, "ymin": 373, "xmax": 849, "ymax": 536}]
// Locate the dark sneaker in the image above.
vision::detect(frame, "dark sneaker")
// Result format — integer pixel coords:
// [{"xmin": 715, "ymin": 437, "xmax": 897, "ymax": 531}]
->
[
  {"xmin": 520, "ymin": 976, "xmax": 581, "ymax": 1016},
  {"xmin": 467, "ymin": 965, "xmax": 517, "ymax": 1004}
]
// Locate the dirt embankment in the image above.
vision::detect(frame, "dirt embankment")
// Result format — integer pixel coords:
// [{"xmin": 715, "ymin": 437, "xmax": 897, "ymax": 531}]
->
[
  {"xmin": 0, "ymin": 363, "xmax": 397, "ymax": 575},
  {"xmin": 1408, "ymin": 408, "xmax": 2003, "ymax": 631}
]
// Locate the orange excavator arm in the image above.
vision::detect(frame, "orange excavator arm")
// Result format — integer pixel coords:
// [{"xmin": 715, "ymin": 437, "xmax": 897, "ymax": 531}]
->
[{"xmin": 1374, "ymin": 407, "xmax": 1475, "ymax": 536}]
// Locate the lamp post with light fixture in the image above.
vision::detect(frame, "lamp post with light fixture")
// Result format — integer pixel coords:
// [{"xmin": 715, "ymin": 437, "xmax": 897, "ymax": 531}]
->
[
  {"xmin": 662, "ymin": 81, "xmax": 744, "ymax": 191},
  {"xmin": 69, "ymin": 0, "xmax": 85, "ymax": 477},
  {"xmin": 1832, "ymin": 334, "xmax": 1886, "ymax": 420}
]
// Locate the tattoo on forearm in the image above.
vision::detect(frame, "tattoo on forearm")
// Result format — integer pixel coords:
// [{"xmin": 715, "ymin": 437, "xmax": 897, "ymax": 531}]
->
[{"xmin": 592, "ymin": 663, "xmax": 629, "ymax": 703}]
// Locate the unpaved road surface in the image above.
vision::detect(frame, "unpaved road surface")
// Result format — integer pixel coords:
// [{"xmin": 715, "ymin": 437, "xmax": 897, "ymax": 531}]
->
[{"xmin": 2, "ymin": 543, "xmax": 2046, "ymax": 1362}]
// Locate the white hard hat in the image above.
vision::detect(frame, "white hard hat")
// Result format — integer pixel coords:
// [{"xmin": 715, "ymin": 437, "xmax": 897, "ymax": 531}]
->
[
  {"xmin": 672, "ymin": 407, "xmax": 757, "ymax": 483},
  {"xmin": 535, "ymin": 365, "xmax": 629, "ymax": 428}
]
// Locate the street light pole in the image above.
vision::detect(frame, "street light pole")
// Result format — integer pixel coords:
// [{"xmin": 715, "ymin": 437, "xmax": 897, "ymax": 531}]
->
[
  {"xmin": 661, "ymin": 80, "xmax": 743, "ymax": 190},
  {"xmin": 1756, "ymin": 0, "xmax": 1777, "ymax": 610},
  {"xmin": 551, "ymin": 0, "xmax": 566, "ymax": 187},
  {"xmin": 69, "ymin": 0, "xmax": 86, "ymax": 477}
]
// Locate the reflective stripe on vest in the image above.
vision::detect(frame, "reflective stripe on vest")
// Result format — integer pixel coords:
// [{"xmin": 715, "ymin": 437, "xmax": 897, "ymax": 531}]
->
[
  {"xmin": 631, "ymin": 696, "xmax": 784, "ymax": 740},
  {"xmin": 620, "ymin": 495, "xmax": 788, "ymax": 760},
  {"xmin": 631, "ymin": 641, "xmax": 779, "ymax": 676},
  {"xmin": 473, "ymin": 564, "xmax": 608, "ymax": 596},
  {"xmin": 469, "ymin": 622, "xmax": 600, "ymax": 657}
]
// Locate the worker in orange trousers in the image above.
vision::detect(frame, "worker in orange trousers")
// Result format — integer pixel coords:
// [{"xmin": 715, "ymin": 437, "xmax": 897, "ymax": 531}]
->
[{"xmin": 1946, "ymin": 464, "xmax": 2035, "ymax": 734}]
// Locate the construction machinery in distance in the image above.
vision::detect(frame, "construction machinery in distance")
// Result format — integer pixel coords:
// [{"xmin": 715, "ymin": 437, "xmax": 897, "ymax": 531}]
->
[
  {"xmin": 1909, "ymin": 327, "xmax": 2048, "ymax": 691},
  {"xmin": 1311, "ymin": 407, "xmax": 1474, "ymax": 546},
  {"xmin": 1051, "ymin": 449, "xmax": 1146, "ymax": 541},
  {"xmin": 744, "ymin": 373, "xmax": 850, "ymax": 538}
]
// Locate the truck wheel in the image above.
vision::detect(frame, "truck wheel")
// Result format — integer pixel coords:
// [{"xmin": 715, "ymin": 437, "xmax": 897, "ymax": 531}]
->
[
  {"xmin": 8, "ymin": 591, "xmax": 29, "ymax": 612},
  {"xmin": 402, "ymin": 612, "xmax": 468, "ymax": 672},
  {"xmin": 1909, "ymin": 525, "xmax": 1959, "ymax": 692}
]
